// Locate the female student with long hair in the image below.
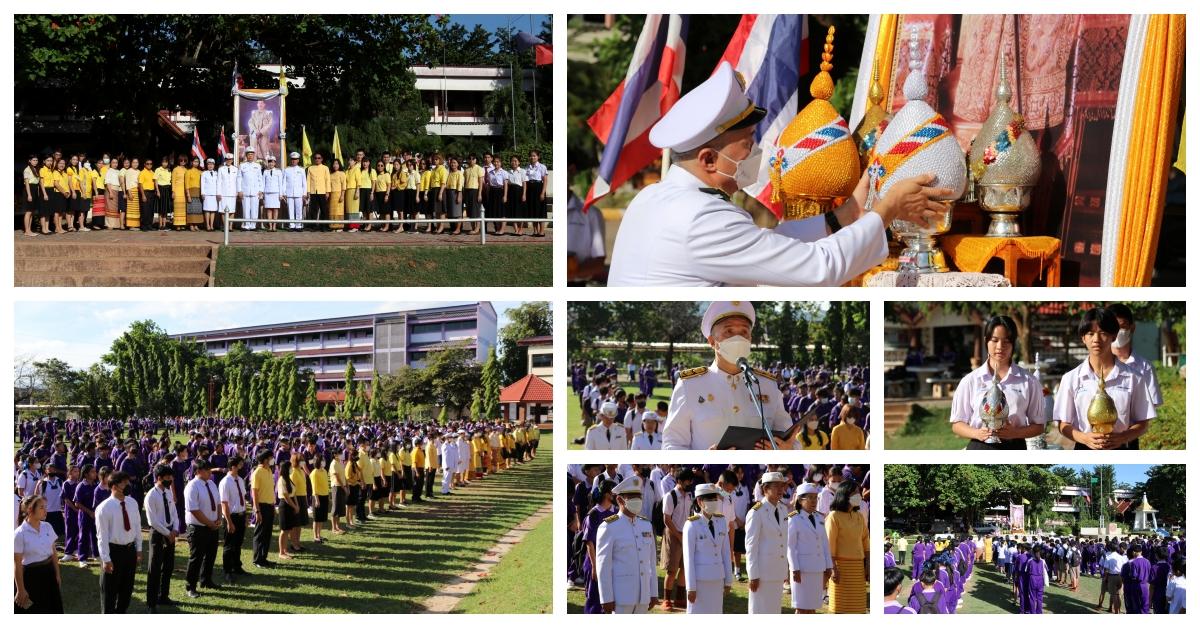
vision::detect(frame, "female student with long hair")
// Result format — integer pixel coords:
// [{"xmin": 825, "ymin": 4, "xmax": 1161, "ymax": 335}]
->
[
  {"xmin": 949, "ymin": 315, "xmax": 1047, "ymax": 449},
  {"xmin": 14, "ymin": 495, "xmax": 64, "ymax": 613},
  {"xmin": 276, "ymin": 460, "xmax": 298, "ymax": 561},
  {"xmin": 502, "ymin": 155, "xmax": 526, "ymax": 237},
  {"xmin": 826, "ymin": 480, "xmax": 869, "ymax": 613},
  {"xmin": 21, "ymin": 155, "xmax": 41, "ymax": 236},
  {"xmin": 328, "ymin": 158, "xmax": 346, "ymax": 231}
]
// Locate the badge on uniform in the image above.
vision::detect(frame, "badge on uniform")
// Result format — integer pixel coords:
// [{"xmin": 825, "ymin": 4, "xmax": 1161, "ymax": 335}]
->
[
  {"xmin": 642, "ymin": 531, "xmax": 652, "ymax": 538},
  {"xmin": 707, "ymin": 394, "xmax": 715, "ymax": 402},
  {"xmin": 698, "ymin": 395, "xmax": 705, "ymax": 404},
  {"xmin": 759, "ymin": 394, "xmax": 769, "ymax": 402}
]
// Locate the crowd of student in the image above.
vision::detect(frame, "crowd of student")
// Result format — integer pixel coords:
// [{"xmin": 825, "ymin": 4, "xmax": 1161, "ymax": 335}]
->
[{"xmin": 12, "ymin": 414, "xmax": 541, "ymax": 613}]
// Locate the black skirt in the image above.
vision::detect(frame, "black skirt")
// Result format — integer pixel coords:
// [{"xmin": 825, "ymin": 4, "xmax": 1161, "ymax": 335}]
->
[
  {"xmin": 15, "ymin": 560, "xmax": 63, "ymax": 613},
  {"xmin": 278, "ymin": 500, "xmax": 298, "ymax": 530},
  {"xmin": 333, "ymin": 486, "xmax": 347, "ymax": 512},
  {"xmin": 526, "ymin": 180, "xmax": 546, "ymax": 218},
  {"xmin": 312, "ymin": 495, "xmax": 330, "ymax": 522},
  {"xmin": 47, "ymin": 190, "xmax": 67, "ymax": 215},
  {"xmin": 966, "ymin": 438, "xmax": 1026, "ymax": 451},
  {"xmin": 505, "ymin": 183, "xmax": 525, "ymax": 219},
  {"xmin": 346, "ymin": 485, "xmax": 360, "ymax": 506},
  {"xmin": 23, "ymin": 187, "xmax": 39, "ymax": 214},
  {"xmin": 486, "ymin": 186, "xmax": 506, "ymax": 218}
]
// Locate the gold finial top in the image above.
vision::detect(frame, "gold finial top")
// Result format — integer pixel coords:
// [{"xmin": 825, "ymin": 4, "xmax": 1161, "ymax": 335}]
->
[{"xmin": 810, "ymin": 25, "xmax": 836, "ymax": 100}]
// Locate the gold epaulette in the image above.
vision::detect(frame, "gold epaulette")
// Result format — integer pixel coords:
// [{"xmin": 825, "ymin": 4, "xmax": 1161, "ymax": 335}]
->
[
  {"xmin": 750, "ymin": 502, "xmax": 763, "ymax": 511},
  {"xmin": 680, "ymin": 367, "xmax": 708, "ymax": 380},
  {"xmin": 752, "ymin": 368, "xmax": 777, "ymax": 382},
  {"xmin": 603, "ymin": 514, "xmax": 620, "ymax": 523},
  {"xmin": 787, "ymin": 510, "xmax": 800, "ymax": 518},
  {"xmin": 713, "ymin": 512, "xmax": 725, "ymax": 518},
  {"xmin": 688, "ymin": 514, "xmax": 701, "ymax": 522},
  {"xmin": 638, "ymin": 515, "xmax": 651, "ymax": 522}
]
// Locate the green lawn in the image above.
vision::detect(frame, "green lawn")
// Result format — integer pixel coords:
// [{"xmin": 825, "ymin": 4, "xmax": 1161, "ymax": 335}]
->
[
  {"xmin": 53, "ymin": 451, "xmax": 551, "ymax": 613},
  {"xmin": 454, "ymin": 514, "xmax": 553, "ymax": 614},
  {"xmin": 214, "ymin": 244, "xmax": 551, "ymax": 286},
  {"xmin": 566, "ymin": 383, "xmax": 671, "ymax": 448},
  {"xmin": 886, "ymin": 364, "xmax": 1186, "ymax": 450},
  {"xmin": 890, "ymin": 550, "xmax": 1105, "ymax": 614}
]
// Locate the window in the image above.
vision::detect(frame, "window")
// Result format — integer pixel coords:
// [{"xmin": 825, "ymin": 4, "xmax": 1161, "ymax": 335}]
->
[
  {"xmin": 531, "ymin": 353, "xmax": 552, "ymax": 368},
  {"xmin": 410, "ymin": 323, "xmax": 443, "ymax": 344}
]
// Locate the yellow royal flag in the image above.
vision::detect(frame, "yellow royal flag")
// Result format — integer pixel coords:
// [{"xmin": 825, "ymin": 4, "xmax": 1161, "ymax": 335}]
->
[
  {"xmin": 301, "ymin": 125, "xmax": 313, "ymax": 168},
  {"xmin": 332, "ymin": 127, "xmax": 343, "ymax": 165}
]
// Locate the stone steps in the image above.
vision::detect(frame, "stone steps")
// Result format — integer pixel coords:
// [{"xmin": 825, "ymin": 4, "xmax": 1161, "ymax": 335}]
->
[{"xmin": 14, "ymin": 242, "xmax": 213, "ymax": 287}]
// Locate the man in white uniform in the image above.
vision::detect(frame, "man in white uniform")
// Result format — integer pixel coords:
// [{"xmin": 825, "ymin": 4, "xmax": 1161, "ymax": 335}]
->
[
  {"xmin": 683, "ymin": 483, "xmax": 733, "ymax": 614},
  {"xmin": 607, "ymin": 61, "xmax": 953, "ymax": 287},
  {"xmin": 787, "ymin": 482, "xmax": 833, "ymax": 613},
  {"xmin": 1108, "ymin": 303, "xmax": 1163, "ymax": 406},
  {"xmin": 283, "ymin": 152, "xmax": 308, "ymax": 231},
  {"xmin": 745, "ymin": 471, "xmax": 790, "ymax": 613},
  {"xmin": 215, "ymin": 154, "xmax": 239, "ymax": 218},
  {"xmin": 596, "ymin": 476, "xmax": 659, "ymax": 613},
  {"xmin": 238, "ymin": 149, "xmax": 264, "ymax": 230},
  {"xmin": 663, "ymin": 301, "xmax": 793, "ymax": 450},
  {"xmin": 439, "ymin": 434, "xmax": 458, "ymax": 495},
  {"xmin": 584, "ymin": 401, "xmax": 628, "ymax": 450}
]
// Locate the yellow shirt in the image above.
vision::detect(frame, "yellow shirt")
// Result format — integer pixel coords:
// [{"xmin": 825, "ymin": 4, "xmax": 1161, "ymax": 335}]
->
[
  {"xmin": 330, "ymin": 170, "xmax": 347, "ymax": 193},
  {"xmin": 250, "ymin": 466, "xmax": 275, "ymax": 504},
  {"xmin": 380, "ymin": 456, "xmax": 393, "ymax": 476},
  {"xmin": 397, "ymin": 449, "xmax": 412, "ymax": 467},
  {"xmin": 52, "ymin": 171, "xmax": 70, "ymax": 195},
  {"xmin": 185, "ymin": 167, "xmax": 202, "ymax": 190},
  {"xmin": 392, "ymin": 169, "xmax": 407, "ymax": 190},
  {"xmin": 39, "ymin": 166, "xmax": 53, "ymax": 189},
  {"xmin": 358, "ymin": 167, "xmax": 374, "ymax": 190},
  {"xmin": 826, "ymin": 509, "xmax": 869, "ymax": 560},
  {"xmin": 358, "ymin": 449, "xmax": 374, "ymax": 480},
  {"xmin": 829, "ymin": 423, "xmax": 866, "ymax": 450},
  {"xmin": 171, "ymin": 165, "xmax": 187, "ymax": 191},
  {"xmin": 445, "ymin": 169, "xmax": 464, "ymax": 192},
  {"xmin": 290, "ymin": 466, "xmax": 308, "ymax": 496},
  {"xmin": 373, "ymin": 172, "xmax": 391, "ymax": 193},
  {"xmin": 424, "ymin": 441, "xmax": 438, "ymax": 470},
  {"xmin": 412, "ymin": 447, "xmax": 425, "ymax": 469},
  {"xmin": 419, "ymin": 170, "xmax": 432, "ymax": 192},
  {"xmin": 463, "ymin": 164, "xmax": 485, "ymax": 189},
  {"xmin": 309, "ymin": 469, "xmax": 330, "ymax": 496},
  {"xmin": 429, "ymin": 164, "xmax": 448, "ymax": 188},
  {"xmin": 124, "ymin": 168, "xmax": 140, "ymax": 191},
  {"xmin": 66, "ymin": 167, "xmax": 81, "ymax": 192},
  {"xmin": 154, "ymin": 166, "xmax": 172, "ymax": 186},
  {"xmin": 138, "ymin": 168, "xmax": 156, "ymax": 191},
  {"xmin": 79, "ymin": 170, "xmax": 94, "ymax": 198},
  {"xmin": 796, "ymin": 429, "xmax": 830, "ymax": 450},
  {"xmin": 346, "ymin": 463, "xmax": 361, "ymax": 485},
  {"xmin": 307, "ymin": 163, "xmax": 331, "ymax": 194},
  {"xmin": 329, "ymin": 458, "xmax": 346, "ymax": 487}
]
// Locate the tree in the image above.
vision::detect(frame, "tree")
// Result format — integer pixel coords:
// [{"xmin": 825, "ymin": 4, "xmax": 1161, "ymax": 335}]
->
[
  {"xmin": 826, "ymin": 301, "xmax": 844, "ymax": 370},
  {"xmin": 1138, "ymin": 464, "xmax": 1186, "ymax": 524},
  {"xmin": 1051, "ymin": 466, "xmax": 1080, "ymax": 485},
  {"xmin": 368, "ymin": 370, "xmax": 385, "ymax": 419},
  {"xmin": 643, "ymin": 301, "xmax": 703, "ymax": 373},
  {"xmin": 303, "ymin": 373, "xmax": 318, "ymax": 419},
  {"xmin": 480, "ymin": 346, "xmax": 503, "ymax": 419},
  {"xmin": 340, "ymin": 359, "xmax": 357, "ymax": 420},
  {"xmin": 424, "ymin": 345, "xmax": 483, "ymax": 419},
  {"xmin": 32, "ymin": 358, "xmax": 82, "ymax": 414},
  {"xmin": 496, "ymin": 302, "xmax": 552, "ymax": 385}
]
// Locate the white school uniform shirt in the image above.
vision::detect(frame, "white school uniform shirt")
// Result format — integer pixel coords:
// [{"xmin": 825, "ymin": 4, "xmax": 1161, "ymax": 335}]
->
[
  {"xmin": 144, "ymin": 484, "xmax": 177, "ymax": 537},
  {"xmin": 439, "ymin": 440, "xmax": 458, "ymax": 470},
  {"xmin": 745, "ymin": 498, "xmax": 790, "ymax": 581},
  {"xmin": 16, "ymin": 469, "xmax": 40, "ymax": 497},
  {"xmin": 596, "ymin": 512, "xmax": 658, "ymax": 607},
  {"xmin": 219, "ymin": 473, "xmax": 248, "ymax": 514},
  {"xmin": 13, "ymin": 521, "xmax": 58, "ymax": 564},
  {"xmin": 200, "ymin": 170, "xmax": 218, "ymax": 196},
  {"xmin": 817, "ymin": 486, "xmax": 836, "ymax": 517},
  {"xmin": 1120, "ymin": 352, "xmax": 1163, "ymax": 406},
  {"xmin": 663, "ymin": 486, "xmax": 693, "ymax": 533},
  {"xmin": 283, "ymin": 165, "xmax": 307, "ymax": 197},
  {"xmin": 37, "ymin": 476, "xmax": 63, "ymax": 512},
  {"xmin": 1103, "ymin": 551, "xmax": 1128, "ymax": 575},
  {"xmin": 238, "ymin": 161, "xmax": 264, "ymax": 195},
  {"xmin": 216, "ymin": 164, "xmax": 239, "ymax": 196},
  {"xmin": 662, "ymin": 361, "xmax": 792, "ymax": 450},
  {"xmin": 1053, "ymin": 359, "xmax": 1155, "ymax": 434},
  {"xmin": 524, "ymin": 162, "xmax": 547, "ymax": 182},
  {"xmin": 950, "ymin": 363, "xmax": 1046, "ymax": 428},
  {"xmin": 505, "ymin": 167, "xmax": 526, "ymax": 187},
  {"xmin": 485, "ymin": 167, "xmax": 509, "ymax": 187},
  {"xmin": 262, "ymin": 168, "xmax": 283, "ymax": 194},
  {"xmin": 1166, "ymin": 574, "xmax": 1186, "ymax": 613},
  {"xmin": 787, "ymin": 509, "xmax": 834, "ymax": 573},
  {"xmin": 639, "ymin": 477, "xmax": 659, "ymax": 520},
  {"xmin": 184, "ymin": 477, "xmax": 220, "ymax": 526},
  {"xmin": 683, "ymin": 513, "xmax": 733, "ymax": 588},
  {"xmin": 95, "ymin": 494, "xmax": 143, "ymax": 563},
  {"xmin": 607, "ymin": 164, "xmax": 888, "ymax": 286}
]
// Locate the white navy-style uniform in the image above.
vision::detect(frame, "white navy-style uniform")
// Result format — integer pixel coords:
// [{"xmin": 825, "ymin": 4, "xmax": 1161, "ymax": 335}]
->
[
  {"xmin": 216, "ymin": 162, "xmax": 239, "ymax": 213},
  {"xmin": 596, "ymin": 476, "xmax": 659, "ymax": 613},
  {"xmin": 662, "ymin": 360, "xmax": 792, "ymax": 450},
  {"xmin": 283, "ymin": 159, "xmax": 307, "ymax": 229},
  {"xmin": 262, "ymin": 167, "xmax": 283, "ymax": 210},
  {"xmin": 238, "ymin": 160, "xmax": 264, "ymax": 229},
  {"xmin": 683, "ymin": 506, "xmax": 733, "ymax": 613},
  {"xmin": 745, "ymin": 494, "xmax": 790, "ymax": 613},
  {"xmin": 585, "ymin": 422, "xmax": 629, "ymax": 450},
  {"xmin": 787, "ymin": 486, "xmax": 833, "ymax": 610},
  {"xmin": 607, "ymin": 62, "xmax": 887, "ymax": 287},
  {"xmin": 630, "ymin": 431, "xmax": 662, "ymax": 450},
  {"xmin": 200, "ymin": 169, "xmax": 219, "ymax": 212}
]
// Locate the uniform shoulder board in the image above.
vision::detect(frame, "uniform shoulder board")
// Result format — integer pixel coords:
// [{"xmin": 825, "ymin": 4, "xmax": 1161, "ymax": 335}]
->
[
  {"xmin": 603, "ymin": 514, "xmax": 620, "ymax": 523},
  {"xmin": 588, "ymin": 424, "xmax": 602, "ymax": 431},
  {"xmin": 750, "ymin": 502, "xmax": 763, "ymax": 511},
  {"xmin": 687, "ymin": 514, "xmax": 700, "ymax": 522},
  {"xmin": 787, "ymin": 510, "xmax": 800, "ymax": 518},
  {"xmin": 752, "ymin": 368, "xmax": 777, "ymax": 382},
  {"xmin": 638, "ymin": 515, "xmax": 651, "ymax": 522},
  {"xmin": 680, "ymin": 367, "xmax": 708, "ymax": 380},
  {"xmin": 712, "ymin": 512, "xmax": 725, "ymax": 518}
]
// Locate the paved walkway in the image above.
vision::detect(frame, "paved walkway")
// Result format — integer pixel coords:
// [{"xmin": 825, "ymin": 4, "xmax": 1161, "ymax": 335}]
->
[{"xmin": 419, "ymin": 502, "xmax": 553, "ymax": 613}]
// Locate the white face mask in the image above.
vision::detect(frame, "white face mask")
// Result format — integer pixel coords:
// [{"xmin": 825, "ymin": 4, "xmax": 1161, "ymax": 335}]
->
[
  {"xmin": 1112, "ymin": 328, "xmax": 1132, "ymax": 349},
  {"xmin": 850, "ymin": 494, "xmax": 863, "ymax": 508},
  {"xmin": 827, "ymin": 481, "xmax": 840, "ymax": 491},
  {"xmin": 716, "ymin": 335, "xmax": 752, "ymax": 364},
  {"xmin": 714, "ymin": 146, "xmax": 763, "ymax": 190},
  {"xmin": 701, "ymin": 500, "xmax": 721, "ymax": 516},
  {"xmin": 807, "ymin": 421, "xmax": 819, "ymax": 430},
  {"xmin": 812, "ymin": 473, "xmax": 823, "ymax": 483},
  {"xmin": 623, "ymin": 498, "xmax": 643, "ymax": 515}
]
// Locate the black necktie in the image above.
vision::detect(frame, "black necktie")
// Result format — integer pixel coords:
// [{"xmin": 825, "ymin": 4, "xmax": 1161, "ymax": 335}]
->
[
  {"xmin": 606, "ymin": 427, "xmax": 611, "ymax": 441},
  {"xmin": 809, "ymin": 513, "xmax": 817, "ymax": 527},
  {"xmin": 708, "ymin": 519, "xmax": 715, "ymax": 537},
  {"xmin": 163, "ymin": 490, "xmax": 171, "ymax": 526},
  {"xmin": 775, "ymin": 508, "xmax": 780, "ymax": 525},
  {"xmin": 648, "ymin": 434, "xmax": 653, "ymax": 445}
]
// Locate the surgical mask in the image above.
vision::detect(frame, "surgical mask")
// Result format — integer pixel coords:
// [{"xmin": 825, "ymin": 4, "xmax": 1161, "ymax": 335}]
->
[
  {"xmin": 806, "ymin": 421, "xmax": 818, "ymax": 431},
  {"xmin": 714, "ymin": 146, "xmax": 763, "ymax": 190},
  {"xmin": 716, "ymin": 335, "xmax": 752, "ymax": 364},
  {"xmin": 623, "ymin": 498, "xmax": 643, "ymax": 514},
  {"xmin": 701, "ymin": 500, "xmax": 721, "ymax": 516},
  {"xmin": 850, "ymin": 494, "xmax": 863, "ymax": 508},
  {"xmin": 827, "ymin": 480, "xmax": 840, "ymax": 491},
  {"xmin": 812, "ymin": 473, "xmax": 823, "ymax": 483},
  {"xmin": 1112, "ymin": 328, "xmax": 1132, "ymax": 349}
]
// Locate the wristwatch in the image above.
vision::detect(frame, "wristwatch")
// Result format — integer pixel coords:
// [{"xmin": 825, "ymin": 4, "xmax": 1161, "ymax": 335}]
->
[{"xmin": 825, "ymin": 210, "xmax": 842, "ymax": 234}]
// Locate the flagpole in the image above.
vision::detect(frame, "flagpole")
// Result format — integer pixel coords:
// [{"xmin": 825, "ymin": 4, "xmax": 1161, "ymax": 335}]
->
[
  {"xmin": 510, "ymin": 59, "xmax": 518, "ymax": 150},
  {"xmin": 661, "ymin": 149, "xmax": 670, "ymax": 178},
  {"xmin": 530, "ymin": 14, "xmax": 539, "ymax": 145}
]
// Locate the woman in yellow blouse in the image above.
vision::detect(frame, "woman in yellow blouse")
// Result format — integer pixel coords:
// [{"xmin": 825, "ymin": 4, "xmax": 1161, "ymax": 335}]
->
[
  {"xmin": 440, "ymin": 157, "xmax": 465, "ymax": 235},
  {"xmin": 65, "ymin": 157, "xmax": 86, "ymax": 232},
  {"xmin": 86, "ymin": 164, "xmax": 107, "ymax": 231},
  {"xmin": 829, "ymin": 405, "xmax": 867, "ymax": 450},
  {"xmin": 344, "ymin": 455, "xmax": 361, "ymax": 530},
  {"xmin": 344, "ymin": 159, "xmax": 361, "ymax": 231},
  {"xmin": 356, "ymin": 156, "xmax": 373, "ymax": 232},
  {"xmin": 276, "ymin": 460, "xmax": 299, "ymax": 561},
  {"xmin": 403, "ymin": 158, "xmax": 420, "ymax": 231},
  {"xmin": 328, "ymin": 158, "xmax": 346, "ymax": 231},
  {"xmin": 826, "ymin": 481, "xmax": 869, "ymax": 613},
  {"xmin": 22, "ymin": 155, "xmax": 41, "ymax": 236},
  {"xmin": 153, "ymin": 157, "xmax": 172, "ymax": 230},
  {"xmin": 49, "ymin": 159, "xmax": 72, "ymax": 234},
  {"xmin": 427, "ymin": 154, "xmax": 447, "ymax": 232},
  {"xmin": 370, "ymin": 161, "xmax": 391, "ymax": 232},
  {"xmin": 171, "ymin": 156, "xmax": 188, "ymax": 230},
  {"xmin": 794, "ymin": 411, "xmax": 831, "ymax": 450},
  {"xmin": 185, "ymin": 157, "xmax": 203, "ymax": 230},
  {"xmin": 309, "ymin": 457, "xmax": 330, "ymax": 543},
  {"xmin": 418, "ymin": 160, "xmax": 432, "ymax": 232},
  {"xmin": 390, "ymin": 163, "xmax": 407, "ymax": 232}
]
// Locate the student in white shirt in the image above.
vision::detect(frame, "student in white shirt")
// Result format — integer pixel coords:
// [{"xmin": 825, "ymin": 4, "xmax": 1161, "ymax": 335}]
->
[
  {"xmin": 144, "ymin": 464, "xmax": 178, "ymax": 612},
  {"xmin": 183, "ymin": 460, "xmax": 221, "ymax": 597},
  {"xmin": 14, "ymin": 495, "xmax": 63, "ymax": 613},
  {"xmin": 96, "ymin": 471, "xmax": 142, "ymax": 614},
  {"xmin": 219, "ymin": 456, "xmax": 250, "ymax": 582}
]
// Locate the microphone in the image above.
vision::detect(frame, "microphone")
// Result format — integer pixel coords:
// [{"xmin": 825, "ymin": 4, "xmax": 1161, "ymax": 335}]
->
[
  {"xmin": 736, "ymin": 358, "xmax": 776, "ymax": 450},
  {"xmin": 736, "ymin": 357, "xmax": 758, "ymax": 382}
]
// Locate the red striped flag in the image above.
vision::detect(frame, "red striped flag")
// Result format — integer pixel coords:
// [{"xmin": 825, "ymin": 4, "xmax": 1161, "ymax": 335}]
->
[
  {"xmin": 191, "ymin": 127, "xmax": 207, "ymax": 162},
  {"xmin": 217, "ymin": 126, "xmax": 230, "ymax": 159}
]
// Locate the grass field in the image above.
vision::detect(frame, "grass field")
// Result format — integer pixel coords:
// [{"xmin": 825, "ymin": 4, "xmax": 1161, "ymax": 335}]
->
[
  {"xmin": 885, "ymin": 364, "xmax": 1186, "ymax": 450},
  {"xmin": 566, "ymin": 383, "xmax": 671, "ymax": 448},
  {"xmin": 52, "ymin": 450, "xmax": 551, "ymax": 613},
  {"xmin": 214, "ymin": 244, "xmax": 551, "ymax": 286},
  {"xmin": 890, "ymin": 549, "xmax": 1105, "ymax": 614}
]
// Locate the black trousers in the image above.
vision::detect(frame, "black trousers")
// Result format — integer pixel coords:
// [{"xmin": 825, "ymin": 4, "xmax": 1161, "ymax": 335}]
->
[
  {"xmin": 101, "ymin": 542, "xmax": 136, "ymax": 613},
  {"xmin": 146, "ymin": 531, "xmax": 174, "ymax": 605},
  {"xmin": 185, "ymin": 524, "xmax": 218, "ymax": 589},
  {"xmin": 252, "ymin": 504, "xmax": 274, "ymax": 565},
  {"xmin": 223, "ymin": 512, "xmax": 247, "ymax": 573},
  {"xmin": 424, "ymin": 467, "xmax": 436, "ymax": 497},
  {"xmin": 159, "ymin": 184, "xmax": 172, "ymax": 219},
  {"xmin": 309, "ymin": 193, "xmax": 328, "ymax": 227},
  {"xmin": 411, "ymin": 468, "xmax": 424, "ymax": 502},
  {"xmin": 140, "ymin": 191, "xmax": 155, "ymax": 229}
]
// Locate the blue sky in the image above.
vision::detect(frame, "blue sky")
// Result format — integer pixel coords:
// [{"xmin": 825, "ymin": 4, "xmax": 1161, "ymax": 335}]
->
[
  {"xmin": 1053, "ymin": 464, "xmax": 1154, "ymax": 486},
  {"xmin": 14, "ymin": 301, "xmax": 534, "ymax": 370},
  {"xmin": 436, "ymin": 14, "xmax": 551, "ymax": 42}
]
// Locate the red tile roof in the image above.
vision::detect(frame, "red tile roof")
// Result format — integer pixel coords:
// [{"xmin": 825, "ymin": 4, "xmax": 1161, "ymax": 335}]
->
[{"xmin": 499, "ymin": 374, "xmax": 553, "ymax": 403}]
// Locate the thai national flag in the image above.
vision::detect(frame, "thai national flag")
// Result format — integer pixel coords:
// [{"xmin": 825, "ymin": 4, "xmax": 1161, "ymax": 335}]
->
[
  {"xmin": 583, "ymin": 15, "xmax": 688, "ymax": 211},
  {"xmin": 191, "ymin": 127, "xmax": 207, "ymax": 162},
  {"xmin": 217, "ymin": 125, "xmax": 230, "ymax": 159},
  {"xmin": 715, "ymin": 15, "xmax": 808, "ymax": 218}
]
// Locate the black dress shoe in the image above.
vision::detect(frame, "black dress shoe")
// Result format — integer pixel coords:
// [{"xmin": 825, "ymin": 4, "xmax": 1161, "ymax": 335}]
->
[
  {"xmin": 147, "ymin": 604, "xmax": 158, "ymax": 614},
  {"xmin": 253, "ymin": 561, "xmax": 275, "ymax": 569},
  {"xmin": 234, "ymin": 568, "xmax": 251, "ymax": 576},
  {"xmin": 224, "ymin": 573, "xmax": 237, "ymax": 584},
  {"xmin": 158, "ymin": 597, "xmax": 177, "ymax": 606},
  {"xmin": 201, "ymin": 580, "xmax": 222, "ymax": 589},
  {"xmin": 186, "ymin": 589, "xmax": 202, "ymax": 599}
]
